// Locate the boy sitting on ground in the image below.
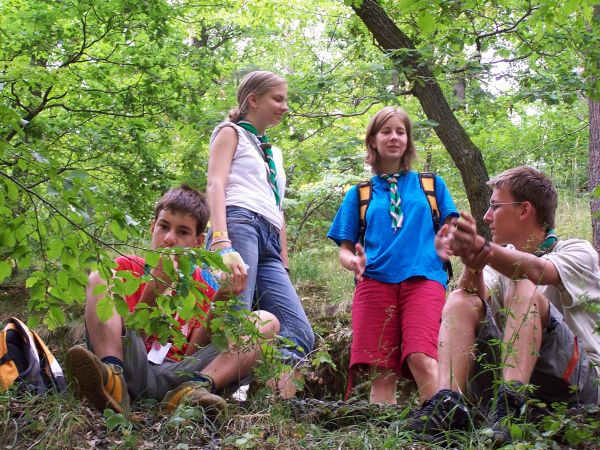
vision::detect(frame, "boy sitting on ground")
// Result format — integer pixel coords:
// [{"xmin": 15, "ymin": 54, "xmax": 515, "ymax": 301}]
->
[
  {"xmin": 408, "ymin": 166, "xmax": 600, "ymax": 446},
  {"xmin": 67, "ymin": 184, "xmax": 279, "ymax": 414}
]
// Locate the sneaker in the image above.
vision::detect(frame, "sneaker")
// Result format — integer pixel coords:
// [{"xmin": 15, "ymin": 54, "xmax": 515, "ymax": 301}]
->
[
  {"xmin": 162, "ymin": 381, "xmax": 227, "ymax": 415},
  {"xmin": 405, "ymin": 389, "xmax": 471, "ymax": 439},
  {"xmin": 66, "ymin": 345, "xmax": 130, "ymax": 414},
  {"xmin": 489, "ymin": 383, "xmax": 527, "ymax": 447}
]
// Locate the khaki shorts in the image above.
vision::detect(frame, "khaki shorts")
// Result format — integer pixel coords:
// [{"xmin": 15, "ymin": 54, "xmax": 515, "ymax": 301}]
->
[
  {"xmin": 469, "ymin": 299, "xmax": 599, "ymax": 407},
  {"xmin": 121, "ymin": 330, "xmax": 221, "ymax": 401}
]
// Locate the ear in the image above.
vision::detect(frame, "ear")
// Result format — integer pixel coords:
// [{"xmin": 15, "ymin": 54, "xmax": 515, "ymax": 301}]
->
[
  {"xmin": 367, "ymin": 137, "xmax": 377, "ymax": 152},
  {"xmin": 519, "ymin": 201, "xmax": 534, "ymax": 221},
  {"xmin": 247, "ymin": 92, "xmax": 258, "ymax": 109},
  {"xmin": 194, "ymin": 233, "xmax": 205, "ymax": 248}
]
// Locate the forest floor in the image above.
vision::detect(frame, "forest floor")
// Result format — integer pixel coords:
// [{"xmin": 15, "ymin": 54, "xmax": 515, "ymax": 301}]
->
[{"xmin": 1, "ymin": 248, "xmax": 600, "ymax": 449}]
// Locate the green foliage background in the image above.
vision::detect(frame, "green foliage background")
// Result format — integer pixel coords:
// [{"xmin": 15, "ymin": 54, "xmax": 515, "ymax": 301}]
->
[{"xmin": 0, "ymin": 0, "xmax": 597, "ymax": 330}]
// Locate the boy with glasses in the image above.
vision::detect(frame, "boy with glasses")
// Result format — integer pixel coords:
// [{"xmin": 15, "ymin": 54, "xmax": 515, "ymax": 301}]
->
[{"xmin": 408, "ymin": 166, "xmax": 600, "ymax": 446}]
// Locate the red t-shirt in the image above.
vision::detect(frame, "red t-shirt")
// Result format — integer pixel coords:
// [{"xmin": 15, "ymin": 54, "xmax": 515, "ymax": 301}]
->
[{"xmin": 114, "ymin": 255, "xmax": 216, "ymax": 360}]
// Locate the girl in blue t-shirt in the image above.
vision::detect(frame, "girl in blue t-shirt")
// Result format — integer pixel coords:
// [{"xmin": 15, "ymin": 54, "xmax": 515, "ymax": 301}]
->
[{"xmin": 327, "ymin": 107, "xmax": 458, "ymax": 404}]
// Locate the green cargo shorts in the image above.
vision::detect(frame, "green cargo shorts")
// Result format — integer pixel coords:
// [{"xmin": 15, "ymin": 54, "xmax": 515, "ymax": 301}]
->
[{"xmin": 469, "ymin": 299, "xmax": 599, "ymax": 407}]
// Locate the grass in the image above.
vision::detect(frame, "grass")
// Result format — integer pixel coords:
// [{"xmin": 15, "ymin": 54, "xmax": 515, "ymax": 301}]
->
[{"xmin": 1, "ymin": 191, "xmax": 599, "ymax": 449}]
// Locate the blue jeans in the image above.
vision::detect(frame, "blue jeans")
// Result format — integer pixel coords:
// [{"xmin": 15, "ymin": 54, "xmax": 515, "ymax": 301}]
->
[{"xmin": 209, "ymin": 206, "xmax": 314, "ymax": 365}]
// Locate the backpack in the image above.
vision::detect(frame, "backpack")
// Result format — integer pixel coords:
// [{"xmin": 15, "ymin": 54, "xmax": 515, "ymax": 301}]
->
[
  {"xmin": 0, "ymin": 317, "xmax": 66, "ymax": 394},
  {"xmin": 357, "ymin": 172, "xmax": 452, "ymax": 280}
]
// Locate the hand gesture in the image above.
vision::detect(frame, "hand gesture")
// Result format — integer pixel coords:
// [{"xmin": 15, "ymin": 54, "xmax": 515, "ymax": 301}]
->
[
  {"xmin": 447, "ymin": 212, "xmax": 478, "ymax": 258},
  {"xmin": 217, "ymin": 250, "xmax": 248, "ymax": 297},
  {"xmin": 352, "ymin": 243, "xmax": 367, "ymax": 283},
  {"xmin": 434, "ymin": 223, "xmax": 453, "ymax": 261}
]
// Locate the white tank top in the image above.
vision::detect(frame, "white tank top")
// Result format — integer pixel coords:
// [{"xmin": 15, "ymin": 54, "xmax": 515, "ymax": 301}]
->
[{"xmin": 210, "ymin": 122, "xmax": 285, "ymax": 230}]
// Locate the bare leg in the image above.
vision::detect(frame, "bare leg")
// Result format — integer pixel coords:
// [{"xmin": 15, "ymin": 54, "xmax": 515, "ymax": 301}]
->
[
  {"xmin": 437, "ymin": 290, "xmax": 484, "ymax": 393},
  {"xmin": 85, "ymin": 271, "xmax": 124, "ymax": 360},
  {"xmin": 501, "ymin": 279, "xmax": 550, "ymax": 384},
  {"xmin": 406, "ymin": 352, "xmax": 438, "ymax": 402},
  {"xmin": 201, "ymin": 310, "xmax": 280, "ymax": 389},
  {"xmin": 370, "ymin": 367, "xmax": 399, "ymax": 404}
]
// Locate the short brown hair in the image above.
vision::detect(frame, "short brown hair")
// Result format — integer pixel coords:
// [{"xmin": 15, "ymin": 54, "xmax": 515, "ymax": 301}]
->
[
  {"xmin": 488, "ymin": 166, "xmax": 557, "ymax": 230},
  {"xmin": 229, "ymin": 70, "xmax": 287, "ymax": 123},
  {"xmin": 154, "ymin": 184, "xmax": 209, "ymax": 236},
  {"xmin": 364, "ymin": 107, "xmax": 417, "ymax": 174}
]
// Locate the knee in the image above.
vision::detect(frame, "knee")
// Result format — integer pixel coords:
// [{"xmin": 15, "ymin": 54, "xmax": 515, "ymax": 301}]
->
[
  {"xmin": 443, "ymin": 289, "xmax": 484, "ymax": 324},
  {"xmin": 406, "ymin": 353, "xmax": 436, "ymax": 374},
  {"xmin": 255, "ymin": 310, "xmax": 280, "ymax": 338}
]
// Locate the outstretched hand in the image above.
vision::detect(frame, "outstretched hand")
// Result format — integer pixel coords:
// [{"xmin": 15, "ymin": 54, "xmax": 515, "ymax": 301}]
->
[
  {"xmin": 434, "ymin": 223, "xmax": 453, "ymax": 261},
  {"xmin": 352, "ymin": 243, "xmax": 367, "ymax": 283}
]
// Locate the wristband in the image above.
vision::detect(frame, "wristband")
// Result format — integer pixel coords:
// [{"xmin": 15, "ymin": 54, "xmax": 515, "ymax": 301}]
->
[
  {"xmin": 210, "ymin": 238, "xmax": 232, "ymax": 249},
  {"xmin": 474, "ymin": 238, "xmax": 491, "ymax": 257},
  {"xmin": 217, "ymin": 247, "xmax": 237, "ymax": 255},
  {"xmin": 212, "ymin": 231, "xmax": 228, "ymax": 238}
]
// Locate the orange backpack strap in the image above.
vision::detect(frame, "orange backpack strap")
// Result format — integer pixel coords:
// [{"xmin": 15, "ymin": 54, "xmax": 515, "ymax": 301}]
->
[
  {"xmin": 419, "ymin": 172, "xmax": 453, "ymax": 281},
  {"xmin": 419, "ymin": 172, "xmax": 440, "ymax": 233},
  {"xmin": 0, "ymin": 317, "xmax": 66, "ymax": 393},
  {"xmin": 357, "ymin": 180, "xmax": 372, "ymax": 246},
  {"xmin": 0, "ymin": 322, "xmax": 20, "ymax": 390}
]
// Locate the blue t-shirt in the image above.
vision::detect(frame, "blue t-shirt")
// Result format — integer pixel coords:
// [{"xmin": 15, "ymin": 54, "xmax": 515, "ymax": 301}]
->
[{"xmin": 327, "ymin": 171, "xmax": 459, "ymax": 287}]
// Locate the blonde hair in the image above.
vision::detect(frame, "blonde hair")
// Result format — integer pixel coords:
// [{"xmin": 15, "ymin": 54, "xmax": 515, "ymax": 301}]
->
[
  {"xmin": 228, "ymin": 70, "xmax": 287, "ymax": 122},
  {"xmin": 364, "ymin": 107, "xmax": 417, "ymax": 174}
]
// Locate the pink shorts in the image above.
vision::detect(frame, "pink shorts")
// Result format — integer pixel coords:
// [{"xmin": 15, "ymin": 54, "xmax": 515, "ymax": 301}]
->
[{"xmin": 351, "ymin": 276, "xmax": 445, "ymax": 379}]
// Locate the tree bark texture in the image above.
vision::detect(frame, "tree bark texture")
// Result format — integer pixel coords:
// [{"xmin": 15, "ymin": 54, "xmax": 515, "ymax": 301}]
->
[
  {"xmin": 590, "ymin": 96, "xmax": 600, "ymax": 258},
  {"xmin": 353, "ymin": 0, "xmax": 491, "ymax": 234}
]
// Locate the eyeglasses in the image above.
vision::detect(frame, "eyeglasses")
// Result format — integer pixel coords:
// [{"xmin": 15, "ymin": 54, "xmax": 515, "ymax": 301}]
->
[{"xmin": 487, "ymin": 201, "xmax": 523, "ymax": 212}]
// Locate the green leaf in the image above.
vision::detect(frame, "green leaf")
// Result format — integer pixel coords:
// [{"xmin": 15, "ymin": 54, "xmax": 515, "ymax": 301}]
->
[
  {"xmin": 417, "ymin": 11, "xmax": 436, "ymax": 36},
  {"xmin": 5, "ymin": 180, "xmax": 18, "ymax": 202},
  {"xmin": 110, "ymin": 220, "xmax": 128, "ymax": 241},
  {"xmin": 93, "ymin": 283, "xmax": 108, "ymax": 295},
  {"xmin": 47, "ymin": 306, "xmax": 66, "ymax": 330},
  {"xmin": 0, "ymin": 260, "xmax": 12, "ymax": 283},
  {"xmin": 96, "ymin": 296, "xmax": 115, "ymax": 322},
  {"xmin": 145, "ymin": 251, "xmax": 160, "ymax": 268},
  {"xmin": 25, "ymin": 276, "xmax": 39, "ymax": 288},
  {"xmin": 114, "ymin": 296, "xmax": 130, "ymax": 318},
  {"xmin": 124, "ymin": 277, "xmax": 142, "ymax": 295},
  {"xmin": 397, "ymin": 0, "xmax": 425, "ymax": 14}
]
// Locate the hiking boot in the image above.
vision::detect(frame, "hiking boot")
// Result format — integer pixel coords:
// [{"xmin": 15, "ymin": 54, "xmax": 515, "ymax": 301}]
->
[
  {"xmin": 162, "ymin": 381, "xmax": 227, "ymax": 415},
  {"xmin": 66, "ymin": 345, "xmax": 130, "ymax": 414},
  {"xmin": 405, "ymin": 389, "xmax": 471, "ymax": 439},
  {"xmin": 489, "ymin": 383, "xmax": 527, "ymax": 447}
]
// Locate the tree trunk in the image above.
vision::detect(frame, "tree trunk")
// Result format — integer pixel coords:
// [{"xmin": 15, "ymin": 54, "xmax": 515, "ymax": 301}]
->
[{"xmin": 353, "ymin": 0, "xmax": 491, "ymax": 233}]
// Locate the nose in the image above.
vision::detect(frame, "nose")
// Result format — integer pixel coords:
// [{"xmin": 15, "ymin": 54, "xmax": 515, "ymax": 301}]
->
[
  {"xmin": 164, "ymin": 230, "xmax": 177, "ymax": 245},
  {"xmin": 483, "ymin": 207, "xmax": 493, "ymax": 224},
  {"xmin": 281, "ymin": 102, "xmax": 288, "ymax": 113}
]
